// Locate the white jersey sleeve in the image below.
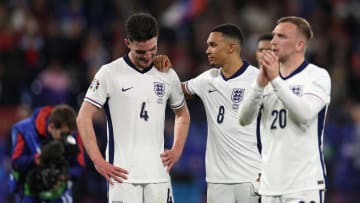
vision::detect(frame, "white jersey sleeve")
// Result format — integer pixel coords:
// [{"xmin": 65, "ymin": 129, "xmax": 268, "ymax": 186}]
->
[
  {"xmin": 84, "ymin": 65, "xmax": 111, "ymax": 108},
  {"xmin": 184, "ymin": 70, "xmax": 207, "ymax": 96},
  {"xmin": 167, "ymin": 68, "xmax": 186, "ymax": 109},
  {"xmin": 238, "ymin": 82, "xmax": 264, "ymax": 126}
]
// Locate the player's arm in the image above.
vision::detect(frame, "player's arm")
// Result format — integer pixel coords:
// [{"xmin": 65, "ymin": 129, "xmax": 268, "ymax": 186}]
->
[
  {"xmin": 270, "ymin": 76, "xmax": 328, "ymax": 124},
  {"xmin": 76, "ymin": 101, "xmax": 128, "ymax": 185},
  {"xmin": 238, "ymin": 82, "xmax": 264, "ymax": 126},
  {"xmin": 160, "ymin": 102, "xmax": 190, "ymax": 172},
  {"xmin": 181, "ymin": 82, "xmax": 195, "ymax": 99}
]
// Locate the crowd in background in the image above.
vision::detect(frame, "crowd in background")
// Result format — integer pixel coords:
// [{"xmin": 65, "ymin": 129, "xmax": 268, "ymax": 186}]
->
[{"xmin": 0, "ymin": 0, "xmax": 359, "ymax": 202}]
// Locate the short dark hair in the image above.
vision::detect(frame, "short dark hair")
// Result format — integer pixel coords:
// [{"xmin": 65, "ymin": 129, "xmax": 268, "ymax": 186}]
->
[
  {"xmin": 49, "ymin": 104, "xmax": 77, "ymax": 131},
  {"xmin": 257, "ymin": 33, "xmax": 273, "ymax": 43},
  {"xmin": 211, "ymin": 23, "xmax": 244, "ymax": 46},
  {"xmin": 125, "ymin": 12, "xmax": 159, "ymax": 42}
]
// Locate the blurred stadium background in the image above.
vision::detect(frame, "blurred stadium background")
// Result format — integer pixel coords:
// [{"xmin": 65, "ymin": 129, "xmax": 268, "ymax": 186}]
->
[{"xmin": 0, "ymin": 0, "xmax": 359, "ymax": 202}]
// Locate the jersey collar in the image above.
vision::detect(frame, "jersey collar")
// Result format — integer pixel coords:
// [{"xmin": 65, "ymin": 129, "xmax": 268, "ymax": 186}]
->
[
  {"xmin": 280, "ymin": 60, "xmax": 309, "ymax": 80},
  {"xmin": 124, "ymin": 53, "xmax": 153, "ymax": 74},
  {"xmin": 221, "ymin": 60, "xmax": 249, "ymax": 81}
]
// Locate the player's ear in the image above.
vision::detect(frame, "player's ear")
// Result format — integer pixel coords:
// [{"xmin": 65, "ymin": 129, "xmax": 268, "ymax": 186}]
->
[
  {"xmin": 228, "ymin": 42, "xmax": 237, "ymax": 54},
  {"xmin": 124, "ymin": 38, "xmax": 130, "ymax": 48},
  {"xmin": 296, "ymin": 40, "xmax": 305, "ymax": 51}
]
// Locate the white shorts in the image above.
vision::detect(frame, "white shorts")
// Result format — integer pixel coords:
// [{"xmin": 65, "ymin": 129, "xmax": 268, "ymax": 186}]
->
[
  {"xmin": 207, "ymin": 182, "xmax": 260, "ymax": 203},
  {"xmin": 108, "ymin": 182, "xmax": 174, "ymax": 203},
  {"xmin": 261, "ymin": 190, "xmax": 325, "ymax": 203}
]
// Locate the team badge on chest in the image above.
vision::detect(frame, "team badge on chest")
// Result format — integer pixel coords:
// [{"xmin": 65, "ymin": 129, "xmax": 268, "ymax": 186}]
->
[
  {"xmin": 154, "ymin": 82, "xmax": 165, "ymax": 97},
  {"xmin": 154, "ymin": 82, "xmax": 165, "ymax": 104},
  {"xmin": 231, "ymin": 88, "xmax": 245, "ymax": 103},
  {"xmin": 290, "ymin": 85, "xmax": 303, "ymax": 96}
]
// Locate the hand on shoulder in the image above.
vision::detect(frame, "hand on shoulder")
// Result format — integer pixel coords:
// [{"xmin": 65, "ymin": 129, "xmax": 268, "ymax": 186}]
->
[{"xmin": 153, "ymin": 54, "xmax": 172, "ymax": 72}]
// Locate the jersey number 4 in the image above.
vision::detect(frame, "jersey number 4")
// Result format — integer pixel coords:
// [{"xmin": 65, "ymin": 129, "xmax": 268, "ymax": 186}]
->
[{"xmin": 140, "ymin": 102, "xmax": 149, "ymax": 121}]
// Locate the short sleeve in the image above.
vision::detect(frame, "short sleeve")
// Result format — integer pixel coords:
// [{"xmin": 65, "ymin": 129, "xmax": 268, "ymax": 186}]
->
[
  {"xmin": 84, "ymin": 66, "xmax": 110, "ymax": 108},
  {"xmin": 168, "ymin": 69, "xmax": 185, "ymax": 109},
  {"xmin": 186, "ymin": 70, "xmax": 208, "ymax": 96}
]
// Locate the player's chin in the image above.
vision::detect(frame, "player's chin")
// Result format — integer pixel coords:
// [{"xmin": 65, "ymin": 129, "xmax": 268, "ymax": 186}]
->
[
  {"xmin": 209, "ymin": 62, "xmax": 219, "ymax": 67},
  {"xmin": 138, "ymin": 61, "xmax": 152, "ymax": 68}
]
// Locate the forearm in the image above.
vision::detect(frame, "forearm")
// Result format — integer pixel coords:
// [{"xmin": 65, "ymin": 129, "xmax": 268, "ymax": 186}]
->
[
  {"xmin": 238, "ymin": 82, "xmax": 264, "ymax": 126},
  {"xmin": 172, "ymin": 105, "xmax": 190, "ymax": 154},
  {"xmin": 181, "ymin": 82, "xmax": 195, "ymax": 100},
  {"xmin": 77, "ymin": 118, "xmax": 103, "ymax": 164},
  {"xmin": 76, "ymin": 103, "xmax": 105, "ymax": 166},
  {"xmin": 271, "ymin": 76, "xmax": 326, "ymax": 124}
]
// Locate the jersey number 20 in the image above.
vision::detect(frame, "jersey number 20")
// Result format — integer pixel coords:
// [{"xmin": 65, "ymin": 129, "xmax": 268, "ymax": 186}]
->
[{"xmin": 271, "ymin": 109, "xmax": 287, "ymax": 129}]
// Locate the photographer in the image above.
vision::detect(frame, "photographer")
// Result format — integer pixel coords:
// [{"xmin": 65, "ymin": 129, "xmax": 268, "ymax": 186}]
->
[{"xmin": 10, "ymin": 104, "xmax": 85, "ymax": 203}]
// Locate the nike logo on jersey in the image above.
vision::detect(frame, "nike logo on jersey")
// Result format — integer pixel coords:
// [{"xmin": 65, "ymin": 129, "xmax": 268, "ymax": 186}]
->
[
  {"xmin": 121, "ymin": 87, "xmax": 133, "ymax": 92},
  {"xmin": 208, "ymin": 89, "xmax": 217, "ymax": 93}
]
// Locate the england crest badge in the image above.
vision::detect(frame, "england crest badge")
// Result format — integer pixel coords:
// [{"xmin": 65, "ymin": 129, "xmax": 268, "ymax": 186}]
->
[
  {"xmin": 231, "ymin": 88, "xmax": 245, "ymax": 103},
  {"xmin": 154, "ymin": 82, "xmax": 165, "ymax": 97},
  {"xmin": 290, "ymin": 85, "xmax": 303, "ymax": 96}
]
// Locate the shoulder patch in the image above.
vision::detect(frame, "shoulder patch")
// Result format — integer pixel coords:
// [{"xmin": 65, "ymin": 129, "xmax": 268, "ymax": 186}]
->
[{"xmin": 89, "ymin": 79, "xmax": 100, "ymax": 92}]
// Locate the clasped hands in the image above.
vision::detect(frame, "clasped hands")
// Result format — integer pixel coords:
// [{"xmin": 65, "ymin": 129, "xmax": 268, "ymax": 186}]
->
[{"xmin": 257, "ymin": 50, "xmax": 280, "ymax": 87}]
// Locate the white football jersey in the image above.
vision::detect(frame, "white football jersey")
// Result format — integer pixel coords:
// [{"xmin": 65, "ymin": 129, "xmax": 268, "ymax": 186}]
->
[
  {"xmin": 185, "ymin": 62, "xmax": 261, "ymax": 183},
  {"xmin": 84, "ymin": 54, "xmax": 185, "ymax": 183},
  {"xmin": 259, "ymin": 61, "xmax": 331, "ymax": 195}
]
